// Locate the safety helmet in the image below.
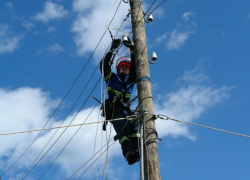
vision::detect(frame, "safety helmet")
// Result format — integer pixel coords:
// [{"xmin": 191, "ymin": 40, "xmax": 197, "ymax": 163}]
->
[{"xmin": 116, "ymin": 56, "xmax": 131, "ymax": 73}]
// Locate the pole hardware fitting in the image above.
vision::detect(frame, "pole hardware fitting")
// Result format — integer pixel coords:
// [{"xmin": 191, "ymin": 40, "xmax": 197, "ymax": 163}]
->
[
  {"xmin": 143, "ymin": 12, "xmax": 154, "ymax": 23},
  {"xmin": 145, "ymin": 127, "xmax": 161, "ymax": 146},
  {"xmin": 136, "ymin": 105, "xmax": 147, "ymax": 121},
  {"xmin": 148, "ymin": 52, "xmax": 157, "ymax": 64},
  {"xmin": 146, "ymin": 137, "xmax": 161, "ymax": 146},
  {"xmin": 113, "ymin": 76, "xmax": 151, "ymax": 103},
  {"xmin": 134, "ymin": 19, "xmax": 144, "ymax": 24},
  {"xmin": 123, "ymin": 0, "xmax": 129, "ymax": 3}
]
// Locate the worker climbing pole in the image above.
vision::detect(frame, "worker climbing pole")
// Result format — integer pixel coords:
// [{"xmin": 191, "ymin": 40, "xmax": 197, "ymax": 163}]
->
[
  {"xmin": 129, "ymin": 0, "xmax": 161, "ymax": 179},
  {"xmin": 99, "ymin": 0, "xmax": 161, "ymax": 178}
]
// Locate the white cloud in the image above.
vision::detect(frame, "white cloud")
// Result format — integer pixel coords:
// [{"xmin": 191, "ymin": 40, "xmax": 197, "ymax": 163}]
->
[
  {"xmin": 154, "ymin": 66, "xmax": 232, "ymax": 141},
  {"xmin": 5, "ymin": 2, "xmax": 14, "ymax": 10},
  {"xmin": 22, "ymin": 22, "xmax": 35, "ymax": 31},
  {"xmin": 0, "ymin": 63, "xmax": 232, "ymax": 178},
  {"xmin": 48, "ymin": 44, "xmax": 64, "ymax": 52},
  {"xmin": 247, "ymin": 13, "xmax": 250, "ymax": 20},
  {"xmin": 166, "ymin": 29, "xmax": 195, "ymax": 50},
  {"xmin": 155, "ymin": 11, "xmax": 196, "ymax": 50},
  {"xmin": 0, "ymin": 24, "xmax": 23, "ymax": 54},
  {"xmin": 47, "ymin": 26, "xmax": 57, "ymax": 32},
  {"xmin": 33, "ymin": 1, "xmax": 68, "ymax": 23},
  {"xmin": 182, "ymin": 11, "xmax": 195, "ymax": 21},
  {"xmin": 155, "ymin": 32, "xmax": 168, "ymax": 43},
  {"xmin": 71, "ymin": 0, "xmax": 131, "ymax": 61},
  {"xmin": 141, "ymin": 3, "xmax": 166, "ymax": 20},
  {"xmin": 153, "ymin": 7, "xmax": 166, "ymax": 20},
  {"xmin": 0, "ymin": 87, "xmax": 121, "ymax": 179}
]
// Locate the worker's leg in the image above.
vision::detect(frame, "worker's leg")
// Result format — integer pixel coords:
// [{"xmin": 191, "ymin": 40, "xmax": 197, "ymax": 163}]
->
[
  {"xmin": 112, "ymin": 108, "xmax": 134, "ymax": 157},
  {"xmin": 130, "ymin": 121, "xmax": 140, "ymax": 152}
]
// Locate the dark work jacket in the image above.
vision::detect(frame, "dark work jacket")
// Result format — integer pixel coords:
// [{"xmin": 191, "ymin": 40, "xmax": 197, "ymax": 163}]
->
[{"xmin": 100, "ymin": 51, "xmax": 136, "ymax": 105}]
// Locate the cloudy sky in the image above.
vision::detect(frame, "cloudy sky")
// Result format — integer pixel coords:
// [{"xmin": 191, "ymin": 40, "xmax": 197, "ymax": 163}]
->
[{"xmin": 1, "ymin": 0, "xmax": 250, "ymax": 179}]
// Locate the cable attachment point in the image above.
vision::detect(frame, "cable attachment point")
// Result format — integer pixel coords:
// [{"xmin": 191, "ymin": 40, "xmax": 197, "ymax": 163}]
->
[
  {"xmin": 143, "ymin": 11, "xmax": 154, "ymax": 23},
  {"xmin": 145, "ymin": 127, "xmax": 161, "ymax": 146},
  {"xmin": 146, "ymin": 137, "xmax": 161, "ymax": 146},
  {"xmin": 148, "ymin": 52, "xmax": 157, "ymax": 64},
  {"xmin": 137, "ymin": 105, "xmax": 146, "ymax": 119},
  {"xmin": 107, "ymin": 25, "xmax": 114, "ymax": 41},
  {"xmin": 133, "ymin": 105, "xmax": 146, "ymax": 123}
]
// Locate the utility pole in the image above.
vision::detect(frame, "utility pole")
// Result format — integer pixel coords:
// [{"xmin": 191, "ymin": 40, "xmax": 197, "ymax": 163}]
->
[{"xmin": 129, "ymin": 0, "xmax": 161, "ymax": 179}]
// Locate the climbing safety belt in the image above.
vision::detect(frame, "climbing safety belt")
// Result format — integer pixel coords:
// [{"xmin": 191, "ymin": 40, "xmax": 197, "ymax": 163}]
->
[{"xmin": 113, "ymin": 76, "xmax": 151, "ymax": 103}]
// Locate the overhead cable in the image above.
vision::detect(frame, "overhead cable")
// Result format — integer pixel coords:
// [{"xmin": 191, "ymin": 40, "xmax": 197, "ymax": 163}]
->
[
  {"xmin": 1, "ymin": 1, "xmax": 127, "ymax": 177},
  {"xmin": 0, "ymin": 116, "xmax": 135, "ymax": 136},
  {"xmin": 35, "ymin": 8, "xmax": 131, "ymax": 179},
  {"xmin": 20, "ymin": 77, "xmax": 102, "ymax": 180},
  {"xmin": 69, "ymin": 139, "xmax": 116, "ymax": 180},
  {"xmin": 147, "ymin": 113, "xmax": 250, "ymax": 139},
  {"xmin": 77, "ymin": 141, "xmax": 116, "ymax": 180},
  {"xmin": 19, "ymin": 60, "xmax": 102, "ymax": 180},
  {"xmin": 149, "ymin": 0, "xmax": 166, "ymax": 15}
]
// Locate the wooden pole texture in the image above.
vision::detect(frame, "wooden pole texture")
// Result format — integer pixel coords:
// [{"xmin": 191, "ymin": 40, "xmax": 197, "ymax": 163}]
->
[{"xmin": 129, "ymin": 0, "xmax": 161, "ymax": 179}]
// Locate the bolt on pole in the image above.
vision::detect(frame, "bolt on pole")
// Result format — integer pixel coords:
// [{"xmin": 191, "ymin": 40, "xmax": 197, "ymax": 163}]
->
[{"xmin": 129, "ymin": 0, "xmax": 161, "ymax": 179}]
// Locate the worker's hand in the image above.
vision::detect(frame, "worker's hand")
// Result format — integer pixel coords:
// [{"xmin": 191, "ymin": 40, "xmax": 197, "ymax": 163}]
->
[
  {"xmin": 123, "ymin": 36, "xmax": 134, "ymax": 50},
  {"xmin": 110, "ymin": 39, "xmax": 121, "ymax": 52}
]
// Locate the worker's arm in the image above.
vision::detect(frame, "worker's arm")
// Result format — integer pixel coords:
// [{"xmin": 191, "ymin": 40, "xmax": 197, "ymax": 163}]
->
[
  {"xmin": 100, "ymin": 51, "xmax": 113, "ymax": 77},
  {"xmin": 100, "ymin": 39, "xmax": 121, "ymax": 78}
]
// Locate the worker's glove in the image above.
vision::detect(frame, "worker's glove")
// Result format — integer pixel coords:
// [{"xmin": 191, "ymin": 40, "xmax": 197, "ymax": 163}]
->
[
  {"xmin": 123, "ymin": 36, "xmax": 134, "ymax": 50},
  {"xmin": 110, "ymin": 39, "xmax": 121, "ymax": 52}
]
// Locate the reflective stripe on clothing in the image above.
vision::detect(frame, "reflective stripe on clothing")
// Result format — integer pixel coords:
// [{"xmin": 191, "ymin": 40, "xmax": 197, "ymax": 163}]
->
[
  {"xmin": 130, "ymin": 133, "xmax": 140, "ymax": 138},
  {"xmin": 107, "ymin": 86, "xmax": 131, "ymax": 99},
  {"xmin": 120, "ymin": 136, "xmax": 130, "ymax": 144},
  {"xmin": 104, "ymin": 72, "xmax": 112, "ymax": 81}
]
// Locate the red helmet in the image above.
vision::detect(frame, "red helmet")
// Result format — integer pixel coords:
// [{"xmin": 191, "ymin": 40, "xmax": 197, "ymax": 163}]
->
[{"xmin": 116, "ymin": 56, "xmax": 131, "ymax": 73}]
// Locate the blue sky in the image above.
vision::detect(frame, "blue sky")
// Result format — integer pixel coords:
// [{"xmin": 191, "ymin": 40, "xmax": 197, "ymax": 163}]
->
[{"xmin": 1, "ymin": 0, "xmax": 250, "ymax": 179}]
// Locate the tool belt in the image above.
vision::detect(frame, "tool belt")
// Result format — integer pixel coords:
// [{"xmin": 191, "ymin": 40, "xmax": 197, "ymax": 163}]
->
[
  {"xmin": 100, "ymin": 98, "xmax": 113, "ymax": 118},
  {"xmin": 101, "ymin": 98, "xmax": 114, "ymax": 131},
  {"xmin": 101, "ymin": 98, "xmax": 131, "ymax": 131}
]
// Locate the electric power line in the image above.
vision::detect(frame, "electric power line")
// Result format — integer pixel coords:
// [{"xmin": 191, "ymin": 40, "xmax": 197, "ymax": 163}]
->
[
  {"xmin": 6, "ymin": 1, "xmax": 128, "ymax": 179},
  {"xmin": 68, "ymin": 137, "xmax": 116, "ymax": 180},
  {"xmin": 19, "ymin": 57, "xmax": 102, "ymax": 180},
  {"xmin": 1, "ymin": 14, "xmax": 111, "ymax": 180},
  {"xmin": 21, "ymin": 77, "xmax": 102, "ymax": 180},
  {"xmin": 149, "ymin": 0, "xmax": 166, "ymax": 15},
  {"xmin": 146, "ymin": 113, "xmax": 250, "ymax": 139},
  {"xmin": 77, "ymin": 141, "xmax": 116, "ymax": 180}
]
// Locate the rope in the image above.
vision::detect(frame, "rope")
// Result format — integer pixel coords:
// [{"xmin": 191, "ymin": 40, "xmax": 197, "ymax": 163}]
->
[
  {"xmin": 22, "ymin": 6, "xmax": 130, "ymax": 178},
  {"xmin": 138, "ymin": 96, "xmax": 153, "ymax": 107},
  {"xmin": 67, "ymin": 137, "xmax": 116, "ymax": 180},
  {"xmin": 1, "ymin": 2, "xmax": 130, "ymax": 177},
  {"xmin": 111, "ymin": 28, "xmax": 132, "ymax": 34},
  {"xmin": 113, "ymin": 76, "xmax": 151, "ymax": 103},
  {"xmin": 20, "ymin": 78, "xmax": 102, "ymax": 180},
  {"xmin": 147, "ymin": 113, "xmax": 250, "ymax": 139},
  {"xmin": 77, "ymin": 141, "xmax": 116, "ymax": 180}
]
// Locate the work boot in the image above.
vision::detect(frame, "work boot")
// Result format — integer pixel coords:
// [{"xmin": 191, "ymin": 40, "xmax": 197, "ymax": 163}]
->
[{"xmin": 126, "ymin": 149, "xmax": 139, "ymax": 165}]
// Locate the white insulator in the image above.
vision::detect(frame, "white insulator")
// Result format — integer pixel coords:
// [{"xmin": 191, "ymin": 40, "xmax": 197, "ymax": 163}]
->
[
  {"xmin": 122, "ymin": 35, "xmax": 129, "ymax": 43},
  {"xmin": 147, "ymin": 14, "xmax": 153, "ymax": 23},
  {"xmin": 151, "ymin": 52, "xmax": 157, "ymax": 60}
]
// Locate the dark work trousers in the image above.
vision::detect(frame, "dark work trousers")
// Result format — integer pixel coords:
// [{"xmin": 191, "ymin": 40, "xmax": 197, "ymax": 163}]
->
[{"xmin": 111, "ymin": 106, "xmax": 140, "ymax": 157}]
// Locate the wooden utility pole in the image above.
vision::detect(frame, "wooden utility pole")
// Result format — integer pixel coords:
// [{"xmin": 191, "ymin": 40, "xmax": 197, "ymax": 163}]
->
[{"xmin": 129, "ymin": 0, "xmax": 161, "ymax": 179}]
